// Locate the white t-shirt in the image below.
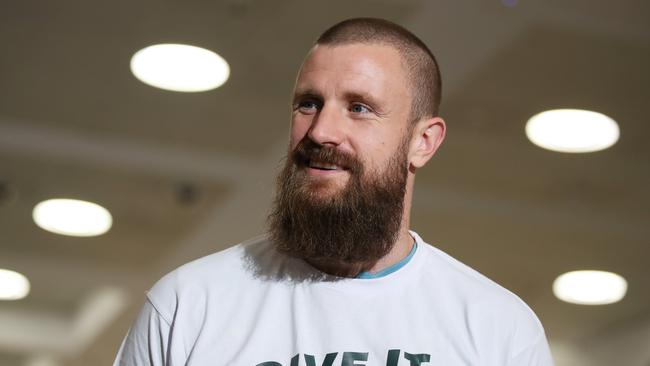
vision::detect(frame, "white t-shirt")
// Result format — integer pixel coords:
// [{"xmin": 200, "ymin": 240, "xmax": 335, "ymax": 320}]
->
[{"xmin": 114, "ymin": 232, "xmax": 554, "ymax": 366}]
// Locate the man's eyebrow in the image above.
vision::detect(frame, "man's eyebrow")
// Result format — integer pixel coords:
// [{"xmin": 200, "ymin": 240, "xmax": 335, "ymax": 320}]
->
[
  {"xmin": 344, "ymin": 91, "xmax": 380, "ymax": 105},
  {"xmin": 292, "ymin": 88, "xmax": 322, "ymax": 102},
  {"xmin": 344, "ymin": 91, "xmax": 387, "ymax": 114}
]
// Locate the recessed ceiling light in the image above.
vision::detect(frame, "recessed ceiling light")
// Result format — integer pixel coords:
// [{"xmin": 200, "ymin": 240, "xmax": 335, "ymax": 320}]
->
[
  {"xmin": 553, "ymin": 270, "xmax": 627, "ymax": 305},
  {"xmin": 33, "ymin": 198, "xmax": 112, "ymax": 237},
  {"xmin": 0, "ymin": 269, "xmax": 30, "ymax": 300},
  {"xmin": 525, "ymin": 109, "xmax": 619, "ymax": 153},
  {"xmin": 130, "ymin": 43, "xmax": 230, "ymax": 92}
]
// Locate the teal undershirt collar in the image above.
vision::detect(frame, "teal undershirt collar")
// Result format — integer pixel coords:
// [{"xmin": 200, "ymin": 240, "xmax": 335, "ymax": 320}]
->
[{"xmin": 356, "ymin": 241, "xmax": 417, "ymax": 279}]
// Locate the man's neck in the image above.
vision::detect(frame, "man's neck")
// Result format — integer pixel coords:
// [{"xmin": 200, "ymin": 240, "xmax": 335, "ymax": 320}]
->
[{"xmin": 363, "ymin": 229, "xmax": 415, "ymax": 274}]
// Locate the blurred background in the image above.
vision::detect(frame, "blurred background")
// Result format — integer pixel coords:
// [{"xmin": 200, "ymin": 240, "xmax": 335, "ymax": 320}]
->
[{"xmin": 1, "ymin": 0, "xmax": 649, "ymax": 365}]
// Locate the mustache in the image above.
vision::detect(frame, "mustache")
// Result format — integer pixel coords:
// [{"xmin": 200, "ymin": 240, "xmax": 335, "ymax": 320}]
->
[{"xmin": 290, "ymin": 139, "xmax": 362, "ymax": 172}]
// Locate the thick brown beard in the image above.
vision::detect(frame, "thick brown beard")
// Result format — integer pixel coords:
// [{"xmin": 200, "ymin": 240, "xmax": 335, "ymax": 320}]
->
[{"xmin": 267, "ymin": 136, "xmax": 409, "ymax": 273}]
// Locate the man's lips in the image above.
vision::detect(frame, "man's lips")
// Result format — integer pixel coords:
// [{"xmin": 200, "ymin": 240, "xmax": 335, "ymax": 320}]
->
[
  {"xmin": 290, "ymin": 140, "xmax": 358, "ymax": 174},
  {"xmin": 307, "ymin": 159, "xmax": 348, "ymax": 171}
]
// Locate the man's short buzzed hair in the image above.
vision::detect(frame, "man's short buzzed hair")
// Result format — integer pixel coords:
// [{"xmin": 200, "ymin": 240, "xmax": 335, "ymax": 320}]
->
[{"xmin": 316, "ymin": 17, "xmax": 442, "ymax": 122}]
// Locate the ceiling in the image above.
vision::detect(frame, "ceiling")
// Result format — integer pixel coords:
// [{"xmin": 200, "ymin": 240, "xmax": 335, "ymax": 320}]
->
[{"xmin": 0, "ymin": 1, "xmax": 648, "ymax": 365}]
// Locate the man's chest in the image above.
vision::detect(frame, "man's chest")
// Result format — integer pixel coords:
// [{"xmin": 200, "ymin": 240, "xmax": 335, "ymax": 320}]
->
[{"xmin": 174, "ymin": 289, "xmax": 486, "ymax": 366}]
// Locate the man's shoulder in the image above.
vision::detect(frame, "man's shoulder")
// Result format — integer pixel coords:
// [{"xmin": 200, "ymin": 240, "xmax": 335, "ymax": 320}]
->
[
  {"xmin": 146, "ymin": 235, "xmax": 272, "ymax": 307},
  {"xmin": 418, "ymin": 238, "xmax": 520, "ymax": 301},
  {"xmin": 175, "ymin": 234, "xmax": 270, "ymax": 278},
  {"xmin": 421, "ymin": 241, "xmax": 551, "ymax": 362},
  {"xmin": 417, "ymin": 236, "xmax": 546, "ymax": 347}
]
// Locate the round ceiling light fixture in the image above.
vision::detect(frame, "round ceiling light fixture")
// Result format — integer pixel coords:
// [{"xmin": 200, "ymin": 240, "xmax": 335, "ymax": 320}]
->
[
  {"xmin": 525, "ymin": 109, "xmax": 619, "ymax": 153},
  {"xmin": 130, "ymin": 43, "xmax": 230, "ymax": 92},
  {"xmin": 553, "ymin": 270, "xmax": 627, "ymax": 305},
  {"xmin": 33, "ymin": 198, "xmax": 113, "ymax": 237},
  {"xmin": 0, "ymin": 269, "xmax": 30, "ymax": 300}
]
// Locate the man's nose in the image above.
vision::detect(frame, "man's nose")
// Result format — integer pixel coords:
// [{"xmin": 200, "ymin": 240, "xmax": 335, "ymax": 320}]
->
[{"xmin": 307, "ymin": 104, "xmax": 346, "ymax": 146}]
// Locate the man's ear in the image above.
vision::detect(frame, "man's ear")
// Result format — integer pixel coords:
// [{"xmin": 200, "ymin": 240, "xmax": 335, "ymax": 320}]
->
[{"xmin": 409, "ymin": 116, "xmax": 446, "ymax": 169}]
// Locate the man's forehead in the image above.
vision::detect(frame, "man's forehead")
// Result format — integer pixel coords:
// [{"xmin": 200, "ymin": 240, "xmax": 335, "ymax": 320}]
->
[
  {"xmin": 294, "ymin": 43, "xmax": 409, "ymax": 98},
  {"xmin": 300, "ymin": 43, "xmax": 403, "ymax": 72}
]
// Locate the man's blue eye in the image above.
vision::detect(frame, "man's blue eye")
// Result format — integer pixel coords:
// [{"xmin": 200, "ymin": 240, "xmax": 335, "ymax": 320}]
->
[
  {"xmin": 299, "ymin": 101, "xmax": 319, "ymax": 110},
  {"xmin": 351, "ymin": 104, "xmax": 370, "ymax": 113}
]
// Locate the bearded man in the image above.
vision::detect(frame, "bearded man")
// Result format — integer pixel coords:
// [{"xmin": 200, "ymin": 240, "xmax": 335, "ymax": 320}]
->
[{"xmin": 114, "ymin": 18, "xmax": 554, "ymax": 366}]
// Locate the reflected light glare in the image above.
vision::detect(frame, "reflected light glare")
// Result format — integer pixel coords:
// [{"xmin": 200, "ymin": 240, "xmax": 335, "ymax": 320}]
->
[
  {"xmin": 525, "ymin": 109, "xmax": 619, "ymax": 153},
  {"xmin": 553, "ymin": 270, "xmax": 627, "ymax": 305},
  {"xmin": 0, "ymin": 269, "xmax": 30, "ymax": 300},
  {"xmin": 130, "ymin": 43, "xmax": 230, "ymax": 92},
  {"xmin": 33, "ymin": 199, "xmax": 112, "ymax": 237}
]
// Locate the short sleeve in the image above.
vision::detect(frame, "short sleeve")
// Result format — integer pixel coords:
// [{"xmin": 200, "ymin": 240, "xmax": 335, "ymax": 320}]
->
[
  {"xmin": 113, "ymin": 298, "xmax": 171, "ymax": 366},
  {"xmin": 508, "ymin": 333, "xmax": 555, "ymax": 366}
]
